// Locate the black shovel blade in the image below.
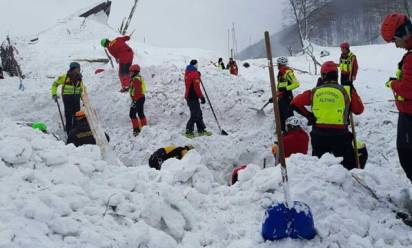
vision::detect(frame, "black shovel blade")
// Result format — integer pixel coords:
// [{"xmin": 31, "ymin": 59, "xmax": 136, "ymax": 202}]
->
[{"xmin": 221, "ymin": 130, "xmax": 229, "ymax": 136}]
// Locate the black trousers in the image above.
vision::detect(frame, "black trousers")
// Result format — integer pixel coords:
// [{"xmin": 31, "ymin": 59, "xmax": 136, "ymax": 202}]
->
[
  {"xmin": 397, "ymin": 112, "xmax": 412, "ymax": 183},
  {"xmin": 279, "ymin": 94, "xmax": 294, "ymax": 132},
  {"xmin": 341, "ymin": 74, "xmax": 353, "ymax": 87},
  {"xmin": 311, "ymin": 129, "xmax": 357, "ymax": 170},
  {"xmin": 186, "ymin": 99, "xmax": 206, "ymax": 132},
  {"xmin": 129, "ymin": 96, "xmax": 145, "ymax": 120},
  {"xmin": 63, "ymin": 95, "xmax": 81, "ymax": 134}
]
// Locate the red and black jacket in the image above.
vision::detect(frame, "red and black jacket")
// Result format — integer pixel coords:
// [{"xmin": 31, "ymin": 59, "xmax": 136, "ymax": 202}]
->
[
  {"xmin": 184, "ymin": 65, "xmax": 204, "ymax": 100},
  {"xmin": 392, "ymin": 50, "xmax": 412, "ymax": 115}
]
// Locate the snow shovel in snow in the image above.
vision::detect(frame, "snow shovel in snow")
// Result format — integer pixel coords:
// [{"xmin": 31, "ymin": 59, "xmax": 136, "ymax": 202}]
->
[
  {"xmin": 261, "ymin": 31, "xmax": 316, "ymax": 241},
  {"xmin": 349, "ymin": 113, "xmax": 361, "ymax": 169},
  {"xmin": 249, "ymin": 100, "xmax": 271, "ymax": 116},
  {"xmin": 200, "ymin": 80, "xmax": 229, "ymax": 136}
]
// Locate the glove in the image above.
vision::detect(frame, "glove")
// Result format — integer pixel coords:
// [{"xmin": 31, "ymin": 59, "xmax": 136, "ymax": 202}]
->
[
  {"xmin": 52, "ymin": 95, "xmax": 59, "ymax": 102},
  {"xmin": 307, "ymin": 113, "xmax": 316, "ymax": 126},
  {"xmin": 200, "ymin": 97, "xmax": 206, "ymax": 104},
  {"xmin": 386, "ymin": 77, "xmax": 396, "ymax": 88},
  {"xmin": 268, "ymin": 97, "xmax": 273, "ymax": 103}
]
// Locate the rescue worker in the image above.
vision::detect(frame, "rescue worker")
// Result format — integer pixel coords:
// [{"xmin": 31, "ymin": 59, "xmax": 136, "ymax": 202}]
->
[
  {"xmin": 339, "ymin": 42, "xmax": 358, "ymax": 87},
  {"xmin": 148, "ymin": 145, "xmax": 194, "ymax": 170},
  {"xmin": 381, "ymin": 13, "xmax": 412, "ymax": 182},
  {"xmin": 101, "ymin": 36, "xmax": 134, "ymax": 91},
  {"xmin": 128, "ymin": 64, "xmax": 147, "ymax": 136},
  {"xmin": 271, "ymin": 116, "xmax": 309, "ymax": 160},
  {"xmin": 184, "ymin": 59, "xmax": 211, "ymax": 138},
  {"xmin": 227, "ymin": 58, "xmax": 239, "ymax": 76},
  {"xmin": 51, "ymin": 62, "xmax": 83, "ymax": 135},
  {"xmin": 291, "ymin": 61, "xmax": 364, "ymax": 170},
  {"xmin": 269, "ymin": 56, "xmax": 300, "ymax": 132},
  {"xmin": 67, "ymin": 111, "xmax": 110, "ymax": 147},
  {"xmin": 218, "ymin": 58, "xmax": 226, "ymax": 70}
]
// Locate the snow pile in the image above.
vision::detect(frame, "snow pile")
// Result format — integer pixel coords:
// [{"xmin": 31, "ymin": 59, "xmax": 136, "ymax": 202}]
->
[{"xmin": 0, "ymin": 14, "xmax": 411, "ymax": 247}]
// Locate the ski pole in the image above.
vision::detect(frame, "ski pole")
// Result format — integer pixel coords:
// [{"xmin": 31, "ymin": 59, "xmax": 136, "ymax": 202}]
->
[
  {"xmin": 265, "ymin": 31, "xmax": 291, "ymax": 207},
  {"xmin": 55, "ymin": 99, "xmax": 66, "ymax": 132},
  {"xmin": 199, "ymin": 80, "xmax": 229, "ymax": 136},
  {"xmin": 350, "ymin": 113, "xmax": 361, "ymax": 169}
]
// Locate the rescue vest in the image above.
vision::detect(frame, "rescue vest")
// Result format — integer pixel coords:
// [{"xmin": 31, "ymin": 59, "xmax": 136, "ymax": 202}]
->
[
  {"xmin": 339, "ymin": 52, "xmax": 356, "ymax": 75},
  {"xmin": 311, "ymin": 84, "xmax": 351, "ymax": 126},
  {"xmin": 394, "ymin": 50, "xmax": 412, "ymax": 102},
  {"xmin": 51, "ymin": 73, "xmax": 83, "ymax": 96},
  {"xmin": 129, "ymin": 75, "xmax": 147, "ymax": 96},
  {"xmin": 277, "ymin": 69, "xmax": 300, "ymax": 91}
]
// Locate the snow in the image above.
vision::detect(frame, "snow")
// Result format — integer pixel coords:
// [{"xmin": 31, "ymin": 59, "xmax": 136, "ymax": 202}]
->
[{"xmin": 0, "ymin": 14, "xmax": 411, "ymax": 248}]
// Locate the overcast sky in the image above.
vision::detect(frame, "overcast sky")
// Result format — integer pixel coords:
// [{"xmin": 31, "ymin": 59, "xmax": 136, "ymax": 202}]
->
[{"xmin": 0, "ymin": 0, "xmax": 287, "ymax": 54}]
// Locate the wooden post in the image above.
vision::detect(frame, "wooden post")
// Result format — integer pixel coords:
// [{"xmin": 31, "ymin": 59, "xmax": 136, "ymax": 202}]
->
[{"xmin": 264, "ymin": 31, "xmax": 291, "ymax": 206}]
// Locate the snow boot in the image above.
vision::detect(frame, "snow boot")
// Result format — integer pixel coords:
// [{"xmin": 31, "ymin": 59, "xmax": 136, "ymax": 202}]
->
[
  {"xmin": 185, "ymin": 131, "xmax": 195, "ymax": 139},
  {"xmin": 133, "ymin": 128, "xmax": 141, "ymax": 136},
  {"xmin": 198, "ymin": 130, "xmax": 212, "ymax": 137},
  {"xmin": 119, "ymin": 87, "xmax": 129, "ymax": 93}
]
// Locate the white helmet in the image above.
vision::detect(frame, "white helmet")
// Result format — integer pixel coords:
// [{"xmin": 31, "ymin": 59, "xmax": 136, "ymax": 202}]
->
[
  {"xmin": 285, "ymin": 116, "xmax": 302, "ymax": 127},
  {"xmin": 277, "ymin": 56, "xmax": 288, "ymax": 65}
]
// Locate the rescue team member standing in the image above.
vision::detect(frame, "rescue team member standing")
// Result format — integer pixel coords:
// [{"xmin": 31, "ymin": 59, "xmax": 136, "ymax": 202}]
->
[
  {"xmin": 101, "ymin": 36, "xmax": 134, "ymax": 91},
  {"xmin": 51, "ymin": 62, "xmax": 84, "ymax": 134},
  {"xmin": 381, "ymin": 13, "xmax": 412, "ymax": 182},
  {"xmin": 339, "ymin": 42, "xmax": 358, "ymax": 87},
  {"xmin": 184, "ymin": 60, "xmax": 211, "ymax": 138},
  {"xmin": 291, "ymin": 61, "xmax": 364, "ymax": 170},
  {"xmin": 129, "ymin": 64, "xmax": 147, "ymax": 136},
  {"xmin": 269, "ymin": 56, "xmax": 300, "ymax": 132}
]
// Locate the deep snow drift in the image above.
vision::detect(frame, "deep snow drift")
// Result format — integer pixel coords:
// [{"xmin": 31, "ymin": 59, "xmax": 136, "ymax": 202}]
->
[{"xmin": 0, "ymin": 16, "xmax": 412, "ymax": 247}]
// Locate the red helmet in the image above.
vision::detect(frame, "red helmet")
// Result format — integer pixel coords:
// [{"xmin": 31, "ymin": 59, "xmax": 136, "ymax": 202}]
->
[
  {"xmin": 340, "ymin": 42, "xmax": 350, "ymax": 49},
  {"xmin": 321, "ymin": 61, "xmax": 338, "ymax": 74},
  {"xmin": 129, "ymin": 64, "xmax": 140, "ymax": 72},
  {"xmin": 381, "ymin": 13, "xmax": 410, "ymax": 42}
]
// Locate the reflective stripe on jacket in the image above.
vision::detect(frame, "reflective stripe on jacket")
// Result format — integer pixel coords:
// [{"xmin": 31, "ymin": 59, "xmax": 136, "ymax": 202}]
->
[
  {"xmin": 277, "ymin": 67, "xmax": 300, "ymax": 92},
  {"xmin": 51, "ymin": 73, "xmax": 83, "ymax": 96}
]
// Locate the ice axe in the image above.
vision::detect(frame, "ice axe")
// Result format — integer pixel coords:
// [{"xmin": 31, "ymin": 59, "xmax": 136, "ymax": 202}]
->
[
  {"xmin": 199, "ymin": 80, "xmax": 229, "ymax": 136},
  {"xmin": 261, "ymin": 31, "xmax": 315, "ymax": 241}
]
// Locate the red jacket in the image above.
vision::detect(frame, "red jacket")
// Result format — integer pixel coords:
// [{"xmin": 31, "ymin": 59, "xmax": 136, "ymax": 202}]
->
[
  {"xmin": 107, "ymin": 36, "xmax": 134, "ymax": 64},
  {"xmin": 229, "ymin": 62, "xmax": 238, "ymax": 75},
  {"xmin": 392, "ymin": 52, "xmax": 412, "ymax": 115},
  {"xmin": 291, "ymin": 84, "xmax": 364, "ymax": 129},
  {"xmin": 184, "ymin": 65, "xmax": 204, "ymax": 100},
  {"xmin": 129, "ymin": 75, "xmax": 144, "ymax": 101},
  {"xmin": 283, "ymin": 128, "xmax": 309, "ymax": 158}
]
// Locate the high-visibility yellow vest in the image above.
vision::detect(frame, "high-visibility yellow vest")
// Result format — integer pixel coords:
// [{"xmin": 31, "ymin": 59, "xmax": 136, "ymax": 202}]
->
[
  {"xmin": 277, "ymin": 69, "xmax": 300, "ymax": 91},
  {"xmin": 129, "ymin": 75, "xmax": 147, "ymax": 96},
  {"xmin": 51, "ymin": 73, "xmax": 83, "ymax": 96},
  {"xmin": 164, "ymin": 145, "xmax": 177, "ymax": 154},
  {"xmin": 311, "ymin": 84, "xmax": 351, "ymax": 125},
  {"xmin": 339, "ymin": 52, "xmax": 356, "ymax": 75}
]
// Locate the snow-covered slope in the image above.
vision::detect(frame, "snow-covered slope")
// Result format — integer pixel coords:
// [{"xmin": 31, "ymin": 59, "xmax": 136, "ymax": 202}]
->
[{"xmin": 0, "ymin": 16, "xmax": 412, "ymax": 247}]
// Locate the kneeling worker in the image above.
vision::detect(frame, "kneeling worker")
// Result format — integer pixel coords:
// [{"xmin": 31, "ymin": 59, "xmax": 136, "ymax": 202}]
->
[{"xmin": 67, "ymin": 111, "xmax": 110, "ymax": 147}]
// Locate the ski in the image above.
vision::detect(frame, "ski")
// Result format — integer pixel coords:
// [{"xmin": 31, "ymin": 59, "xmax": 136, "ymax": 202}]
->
[{"xmin": 82, "ymin": 86, "xmax": 122, "ymax": 165}]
